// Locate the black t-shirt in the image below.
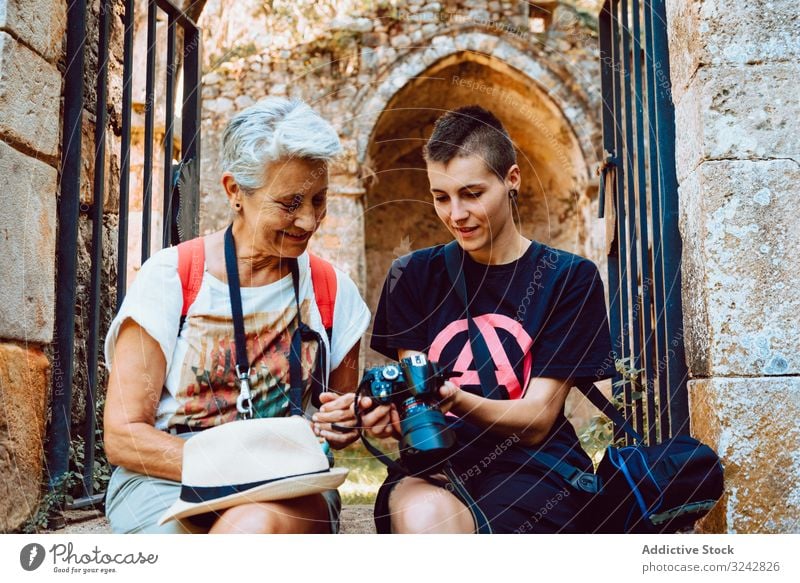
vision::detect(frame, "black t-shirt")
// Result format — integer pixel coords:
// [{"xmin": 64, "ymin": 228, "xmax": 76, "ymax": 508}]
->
[{"xmin": 370, "ymin": 241, "xmax": 614, "ymax": 469}]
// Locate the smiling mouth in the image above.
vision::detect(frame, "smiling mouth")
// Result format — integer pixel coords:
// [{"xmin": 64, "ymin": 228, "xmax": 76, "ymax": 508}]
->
[
  {"xmin": 281, "ymin": 231, "xmax": 311, "ymax": 242},
  {"xmin": 455, "ymin": 226, "xmax": 479, "ymax": 234}
]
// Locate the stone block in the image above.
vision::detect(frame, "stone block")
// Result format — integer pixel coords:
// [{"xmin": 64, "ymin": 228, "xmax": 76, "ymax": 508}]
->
[
  {"xmin": 0, "ymin": 342, "xmax": 49, "ymax": 533},
  {"xmin": 667, "ymin": 0, "xmax": 800, "ymax": 100},
  {"xmin": 0, "ymin": 32, "xmax": 62, "ymax": 158},
  {"xmin": 0, "ymin": 140, "xmax": 57, "ymax": 344},
  {"xmin": 0, "ymin": 0, "xmax": 66, "ymax": 62},
  {"xmin": 673, "ymin": 62, "xmax": 800, "ymax": 184},
  {"xmin": 679, "ymin": 159, "xmax": 800, "ymax": 377},
  {"xmin": 309, "ymin": 192, "xmax": 365, "ymax": 292},
  {"xmin": 689, "ymin": 377, "xmax": 800, "ymax": 533}
]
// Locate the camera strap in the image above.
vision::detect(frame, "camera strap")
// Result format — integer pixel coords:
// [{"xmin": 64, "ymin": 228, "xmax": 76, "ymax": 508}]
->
[
  {"xmin": 352, "ymin": 385, "xmax": 493, "ymax": 534},
  {"xmin": 224, "ymin": 224, "xmax": 326, "ymax": 420}
]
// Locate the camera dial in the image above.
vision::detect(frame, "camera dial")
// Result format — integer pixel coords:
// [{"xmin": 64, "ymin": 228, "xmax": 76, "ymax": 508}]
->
[{"xmin": 381, "ymin": 365, "xmax": 401, "ymax": 381}]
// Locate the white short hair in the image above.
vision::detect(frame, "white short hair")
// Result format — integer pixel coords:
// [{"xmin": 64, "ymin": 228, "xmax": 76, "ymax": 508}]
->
[{"xmin": 220, "ymin": 97, "xmax": 342, "ymax": 192}]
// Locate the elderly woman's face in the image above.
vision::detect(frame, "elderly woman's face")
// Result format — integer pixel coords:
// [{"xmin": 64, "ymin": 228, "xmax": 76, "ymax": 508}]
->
[{"xmin": 238, "ymin": 157, "xmax": 328, "ymax": 257}]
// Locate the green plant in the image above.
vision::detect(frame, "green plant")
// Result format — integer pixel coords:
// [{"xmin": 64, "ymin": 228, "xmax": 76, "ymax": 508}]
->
[
  {"xmin": 333, "ymin": 441, "xmax": 391, "ymax": 505},
  {"xmin": 20, "ymin": 452, "xmax": 82, "ymax": 534},
  {"xmin": 577, "ymin": 357, "xmax": 643, "ymax": 467}
]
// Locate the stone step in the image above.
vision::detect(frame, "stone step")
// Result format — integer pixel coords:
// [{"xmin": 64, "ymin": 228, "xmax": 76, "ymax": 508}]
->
[{"xmin": 53, "ymin": 505, "xmax": 376, "ymax": 534}]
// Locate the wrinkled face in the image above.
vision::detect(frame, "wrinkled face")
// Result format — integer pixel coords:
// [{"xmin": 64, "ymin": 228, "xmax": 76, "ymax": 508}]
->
[
  {"xmin": 237, "ymin": 157, "xmax": 328, "ymax": 258},
  {"xmin": 427, "ymin": 154, "xmax": 515, "ymax": 258}
]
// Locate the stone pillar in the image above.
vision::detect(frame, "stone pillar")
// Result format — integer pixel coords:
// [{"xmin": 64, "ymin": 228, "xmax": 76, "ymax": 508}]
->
[
  {"xmin": 667, "ymin": 0, "xmax": 800, "ymax": 533},
  {"xmin": 0, "ymin": 0, "xmax": 67, "ymax": 531}
]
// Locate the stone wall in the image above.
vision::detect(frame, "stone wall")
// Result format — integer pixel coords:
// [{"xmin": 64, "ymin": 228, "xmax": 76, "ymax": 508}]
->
[
  {"xmin": 0, "ymin": 0, "xmax": 125, "ymax": 531},
  {"xmin": 195, "ymin": 0, "xmax": 607, "ymax": 303},
  {"xmin": 667, "ymin": 0, "xmax": 800, "ymax": 532},
  {"xmin": 0, "ymin": 0, "xmax": 66, "ymax": 531}
]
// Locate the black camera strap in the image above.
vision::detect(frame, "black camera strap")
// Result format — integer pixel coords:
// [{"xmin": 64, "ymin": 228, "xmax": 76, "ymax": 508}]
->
[
  {"xmin": 224, "ymin": 224, "xmax": 326, "ymax": 419},
  {"xmin": 443, "ymin": 242, "xmax": 507, "ymax": 400},
  {"xmin": 442, "ymin": 241, "xmax": 603, "ymax": 494}
]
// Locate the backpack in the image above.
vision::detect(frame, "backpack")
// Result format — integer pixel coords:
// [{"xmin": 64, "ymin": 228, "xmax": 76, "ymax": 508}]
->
[
  {"xmin": 174, "ymin": 236, "xmax": 338, "ymax": 408},
  {"xmin": 175, "ymin": 236, "xmax": 337, "ymax": 338}
]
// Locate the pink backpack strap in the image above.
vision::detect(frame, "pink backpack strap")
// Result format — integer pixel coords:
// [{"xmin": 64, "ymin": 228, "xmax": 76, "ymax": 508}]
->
[
  {"xmin": 308, "ymin": 253, "xmax": 337, "ymax": 336},
  {"xmin": 176, "ymin": 237, "xmax": 205, "ymax": 316}
]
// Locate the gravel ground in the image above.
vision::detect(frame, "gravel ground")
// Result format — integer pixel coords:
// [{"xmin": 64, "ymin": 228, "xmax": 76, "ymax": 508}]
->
[{"xmin": 53, "ymin": 506, "xmax": 376, "ymax": 534}]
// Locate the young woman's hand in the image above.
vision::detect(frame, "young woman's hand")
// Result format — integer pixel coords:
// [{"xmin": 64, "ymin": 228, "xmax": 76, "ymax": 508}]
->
[
  {"xmin": 437, "ymin": 380, "xmax": 462, "ymax": 415},
  {"xmin": 312, "ymin": 392, "xmax": 360, "ymax": 449}
]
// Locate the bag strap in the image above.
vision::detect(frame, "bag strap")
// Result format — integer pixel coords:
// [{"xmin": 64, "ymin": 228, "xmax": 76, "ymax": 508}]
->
[
  {"xmin": 176, "ymin": 240, "xmax": 336, "ymax": 341},
  {"xmin": 308, "ymin": 253, "xmax": 336, "ymax": 341},
  {"xmin": 442, "ymin": 242, "xmax": 507, "ymax": 400},
  {"xmin": 176, "ymin": 236, "xmax": 205, "ymax": 316},
  {"xmin": 178, "ymin": 230, "xmax": 327, "ymax": 418},
  {"xmin": 573, "ymin": 380, "xmax": 642, "ymax": 443},
  {"xmin": 442, "ymin": 241, "xmax": 601, "ymax": 493}
]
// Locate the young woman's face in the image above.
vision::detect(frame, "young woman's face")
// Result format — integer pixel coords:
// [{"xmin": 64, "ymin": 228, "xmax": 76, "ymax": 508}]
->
[
  {"xmin": 427, "ymin": 154, "xmax": 518, "ymax": 259},
  {"xmin": 227, "ymin": 157, "xmax": 328, "ymax": 258}
]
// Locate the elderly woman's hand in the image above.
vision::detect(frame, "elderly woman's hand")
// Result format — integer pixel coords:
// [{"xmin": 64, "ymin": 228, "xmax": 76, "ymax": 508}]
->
[{"xmin": 312, "ymin": 392, "xmax": 361, "ymax": 449}]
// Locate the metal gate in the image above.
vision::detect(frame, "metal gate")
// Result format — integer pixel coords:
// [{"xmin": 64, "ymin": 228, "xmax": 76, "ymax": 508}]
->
[
  {"xmin": 597, "ymin": 0, "xmax": 689, "ymax": 445},
  {"xmin": 47, "ymin": 0, "xmax": 202, "ymax": 508}
]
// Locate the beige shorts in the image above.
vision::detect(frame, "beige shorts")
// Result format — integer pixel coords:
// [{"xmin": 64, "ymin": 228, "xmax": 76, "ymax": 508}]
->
[{"xmin": 105, "ymin": 435, "xmax": 342, "ymax": 534}]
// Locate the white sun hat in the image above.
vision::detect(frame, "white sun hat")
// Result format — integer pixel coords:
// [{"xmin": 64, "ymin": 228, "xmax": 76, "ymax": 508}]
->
[{"xmin": 158, "ymin": 416, "xmax": 348, "ymax": 525}]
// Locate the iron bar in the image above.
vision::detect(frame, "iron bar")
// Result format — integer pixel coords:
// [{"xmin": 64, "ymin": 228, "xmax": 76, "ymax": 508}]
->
[
  {"xmin": 599, "ymin": 3, "xmax": 626, "ymax": 444},
  {"xmin": 80, "ymin": 0, "xmax": 112, "ymax": 502},
  {"xmin": 650, "ymin": 0, "xmax": 689, "ymax": 436},
  {"xmin": 142, "ymin": 0, "xmax": 157, "ymax": 262},
  {"xmin": 643, "ymin": 0, "xmax": 670, "ymax": 440},
  {"xmin": 116, "ymin": 0, "xmax": 135, "ymax": 310},
  {"xmin": 630, "ymin": 0, "xmax": 658, "ymax": 444},
  {"xmin": 47, "ymin": 0, "xmax": 87, "ymax": 493},
  {"xmin": 162, "ymin": 15, "xmax": 177, "ymax": 248}
]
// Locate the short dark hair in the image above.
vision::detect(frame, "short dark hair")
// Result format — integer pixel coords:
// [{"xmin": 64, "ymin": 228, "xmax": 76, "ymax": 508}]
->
[{"xmin": 423, "ymin": 105, "xmax": 516, "ymax": 180}]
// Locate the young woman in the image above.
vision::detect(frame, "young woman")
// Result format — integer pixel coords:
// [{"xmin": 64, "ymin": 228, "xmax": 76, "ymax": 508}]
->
[{"xmin": 366, "ymin": 105, "xmax": 614, "ymax": 534}]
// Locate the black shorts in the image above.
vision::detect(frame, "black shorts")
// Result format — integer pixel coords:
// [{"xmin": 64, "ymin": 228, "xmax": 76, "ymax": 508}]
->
[{"xmin": 373, "ymin": 444, "xmax": 595, "ymax": 534}]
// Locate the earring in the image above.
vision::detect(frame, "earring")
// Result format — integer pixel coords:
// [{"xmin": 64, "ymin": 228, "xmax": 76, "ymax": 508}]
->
[
  {"xmin": 233, "ymin": 202, "xmax": 241, "ymax": 211},
  {"xmin": 509, "ymin": 188, "xmax": 518, "ymax": 202}
]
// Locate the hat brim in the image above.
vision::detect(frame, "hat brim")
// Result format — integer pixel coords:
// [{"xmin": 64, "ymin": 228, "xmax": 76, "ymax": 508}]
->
[{"xmin": 157, "ymin": 467, "xmax": 349, "ymax": 526}]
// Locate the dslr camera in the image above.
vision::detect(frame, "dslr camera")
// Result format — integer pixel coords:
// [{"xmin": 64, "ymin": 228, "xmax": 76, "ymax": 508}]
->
[{"xmin": 358, "ymin": 354, "xmax": 457, "ymax": 474}]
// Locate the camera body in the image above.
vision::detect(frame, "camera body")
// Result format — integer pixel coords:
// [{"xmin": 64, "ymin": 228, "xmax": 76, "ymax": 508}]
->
[{"xmin": 359, "ymin": 354, "xmax": 457, "ymax": 474}]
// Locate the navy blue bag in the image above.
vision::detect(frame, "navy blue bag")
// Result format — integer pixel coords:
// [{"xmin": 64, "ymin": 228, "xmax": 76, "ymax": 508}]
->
[{"xmin": 582, "ymin": 392, "xmax": 725, "ymax": 533}]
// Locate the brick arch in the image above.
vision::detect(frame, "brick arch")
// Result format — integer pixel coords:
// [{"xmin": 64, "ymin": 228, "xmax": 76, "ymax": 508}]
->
[
  {"xmin": 357, "ymin": 31, "xmax": 608, "ymax": 369},
  {"xmin": 351, "ymin": 30, "xmax": 601, "ymax": 181}
]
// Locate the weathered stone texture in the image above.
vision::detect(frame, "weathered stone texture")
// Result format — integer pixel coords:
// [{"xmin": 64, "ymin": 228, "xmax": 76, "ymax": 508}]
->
[
  {"xmin": 0, "ymin": 140, "xmax": 57, "ymax": 344},
  {"xmin": 680, "ymin": 159, "xmax": 800, "ymax": 378},
  {"xmin": 309, "ymin": 190, "xmax": 366, "ymax": 293},
  {"xmin": 0, "ymin": 31, "xmax": 62, "ymax": 158},
  {"xmin": 673, "ymin": 62, "xmax": 800, "ymax": 183},
  {"xmin": 667, "ymin": 0, "xmax": 800, "ymax": 102},
  {"xmin": 0, "ymin": 342, "xmax": 49, "ymax": 532},
  {"xmin": 690, "ymin": 377, "xmax": 800, "ymax": 533},
  {"xmin": 0, "ymin": 0, "xmax": 66, "ymax": 62}
]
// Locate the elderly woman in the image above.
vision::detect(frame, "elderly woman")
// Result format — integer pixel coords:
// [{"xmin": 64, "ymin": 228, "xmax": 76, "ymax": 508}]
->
[{"xmin": 103, "ymin": 98, "xmax": 371, "ymax": 534}]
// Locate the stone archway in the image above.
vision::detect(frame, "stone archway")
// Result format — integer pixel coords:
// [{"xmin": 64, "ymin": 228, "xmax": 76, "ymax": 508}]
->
[{"xmin": 354, "ymin": 36, "xmax": 605, "ymax": 364}]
